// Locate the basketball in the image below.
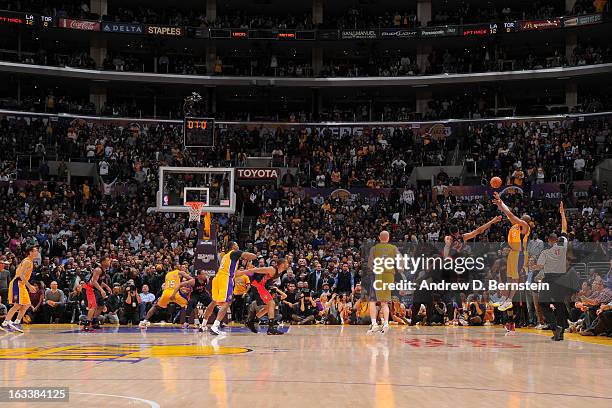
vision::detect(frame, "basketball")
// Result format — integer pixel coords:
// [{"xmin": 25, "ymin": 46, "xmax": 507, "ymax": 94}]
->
[{"xmin": 490, "ymin": 176, "xmax": 503, "ymax": 189}]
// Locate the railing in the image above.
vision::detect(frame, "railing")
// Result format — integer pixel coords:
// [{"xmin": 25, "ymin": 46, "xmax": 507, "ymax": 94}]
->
[{"xmin": 2, "ymin": 61, "xmax": 612, "ymax": 87}]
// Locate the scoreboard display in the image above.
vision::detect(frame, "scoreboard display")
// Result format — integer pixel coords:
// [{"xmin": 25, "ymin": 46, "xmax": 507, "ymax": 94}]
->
[{"xmin": 183, "ymin": 117, "xmax": 215, "ymax": 148}]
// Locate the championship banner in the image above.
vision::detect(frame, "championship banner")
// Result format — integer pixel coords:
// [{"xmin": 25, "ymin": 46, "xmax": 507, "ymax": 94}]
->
[
  {"xmin": 58, "ymin": 18, "xmax": 100, "ymax": 31},
  {"xmin": 145, "ymin": 24, "xmax": 184, "ymax": 36},
  {"xmin": 341, "ymin": 29, "xmax": 377, "ymax": 39},
  {"xmin": 102, "ymin": 22, "xmax": 143, "ymax": 34}
]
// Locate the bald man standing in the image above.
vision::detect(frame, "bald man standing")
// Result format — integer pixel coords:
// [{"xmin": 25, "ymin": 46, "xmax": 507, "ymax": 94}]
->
[{"xmin": 366, "ymin": 231, "xmax": 400, "ymax": 334}]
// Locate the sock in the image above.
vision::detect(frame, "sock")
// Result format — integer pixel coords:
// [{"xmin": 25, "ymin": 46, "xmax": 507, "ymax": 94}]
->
[
  {"xmin": 212, "ymin": 320, "xmax": 220, "ymax": 328},
  {"xmin": 14, "ymin": 319, "xmax": 20, "ymax": 324}
]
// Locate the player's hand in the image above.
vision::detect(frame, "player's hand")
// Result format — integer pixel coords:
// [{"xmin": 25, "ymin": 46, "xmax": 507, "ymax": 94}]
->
[
  {"xmin": 492, "ymin": 215, "xmax": 502, "ymax": 223},
  {"xmin": 28, "ymin": 286, "xmax": 36, "ymax": 293},
  {"xmin": 492, "ymin": 192, "xmax": 503, "ymax": 206},
  {"xmin": 100, "ymin": 290, "xmax": 107, "ymax": 298}
]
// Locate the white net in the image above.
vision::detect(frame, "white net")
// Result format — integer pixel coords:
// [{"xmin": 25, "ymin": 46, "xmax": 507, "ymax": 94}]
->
[{"xmin": 186, "ymin": 202, "xmax": 205, "ymax": 222}]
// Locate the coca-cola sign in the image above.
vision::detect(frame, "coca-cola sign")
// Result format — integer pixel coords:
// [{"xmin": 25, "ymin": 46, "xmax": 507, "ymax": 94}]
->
[{"xmin": 59, "ymin": 18, "xmax": 100, "ymax": 31}]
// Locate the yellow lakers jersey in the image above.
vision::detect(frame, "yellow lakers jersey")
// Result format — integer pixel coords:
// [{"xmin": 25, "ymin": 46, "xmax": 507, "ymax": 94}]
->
[
  {"xmin": 371, "ymin": 243, "xmax": 398, "ymax": 273},
  {"xmin": 217, "ymin": 250, "xmax": 240, "ymax": 278},
  {"xmin": 17, "ymin": 259, "xmax": 33, "ymax": 281},
  {"xmin": 164, "ymin": 270, "xmax": 180, "ymax": 290},
  {"xmin": 507, "ymin": 224, "xmax": 529, "ymax": 252}
]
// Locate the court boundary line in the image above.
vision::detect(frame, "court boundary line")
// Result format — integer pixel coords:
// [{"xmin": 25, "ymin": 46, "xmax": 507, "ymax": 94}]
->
[
  {"xmin": 14, "ymin": 379, "xmax": 611, "ymax": 401},
  {"xmin": 73, "ymin": 392, "xmax": 160, "ymax": 407}
]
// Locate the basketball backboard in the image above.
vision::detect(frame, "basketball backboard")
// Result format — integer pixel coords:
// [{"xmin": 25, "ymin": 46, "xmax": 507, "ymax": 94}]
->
[{"xmin": 157, "ymin": 167, "xmax": 235, "ymax": 214}]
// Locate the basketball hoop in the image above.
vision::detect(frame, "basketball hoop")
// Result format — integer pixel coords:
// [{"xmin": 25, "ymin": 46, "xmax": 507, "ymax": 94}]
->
[{"xmin": 185, "ymin": 202, "xmax": 205, "ymax": 222}]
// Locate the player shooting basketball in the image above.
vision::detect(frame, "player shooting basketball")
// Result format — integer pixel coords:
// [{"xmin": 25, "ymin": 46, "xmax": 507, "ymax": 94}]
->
[{"xmin": 492, "ymin": 191, "xmax": 531, "ymax": 332}]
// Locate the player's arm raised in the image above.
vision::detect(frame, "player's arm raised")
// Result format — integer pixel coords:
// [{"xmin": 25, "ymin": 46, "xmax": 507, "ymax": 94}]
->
[
  {"xmin": 560, "ymin": 201, "xmax": 567, "ymax": 235},
  {"xmin": 492, "ymin": 192, "xmax": 529, "ymax": 229},
  {"xmin": 463, "ymin": 216, "xmax": 502, "ymax": 242}
]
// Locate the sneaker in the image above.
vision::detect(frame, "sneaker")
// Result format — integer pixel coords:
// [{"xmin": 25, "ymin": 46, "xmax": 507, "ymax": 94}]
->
[
  {"xmin": 138, "ymin": 320, "xmax": 150, "ymax": 329},
  {"xmin": 380, "ymin": 323, "xmax": 390, "ymax": 334},
  {"xmin": 209, "ymin": 325, "xmax": 222, "ymax": 335},
  {"xmin": 182, "ymin": 323, "xmax": 190, "ymax": 329},
  {"xmin": 267, "ymin": 326, "xmax": 284, "ymax": 335},
  {"xmin": 535, "ymin": 324, "xmax": 546, "ymax": 330},
  {"xmin": 9, "ymin": 322, "xmax": 23, "ymax": 333},
  {"xmin": 246, "ymin": 320, "xmax": 258, "ymax": 334},
  {"xmin": 198, "ymin": 324, "xmax": 206, "ymax": 333},
  {"xmin": 498, "ymin": 300, "xmax": 513, "ymax": 312},
  {"xmin": 492, "ymin": 297, "xmax": 505, "ymax": 308},
  {"xmin": 367, "ymin": 324, "xmax": 381, "ymax": 335},
  {"xmin": 0, "ymin": 322, "xmax": 11, "ymax": 332}
]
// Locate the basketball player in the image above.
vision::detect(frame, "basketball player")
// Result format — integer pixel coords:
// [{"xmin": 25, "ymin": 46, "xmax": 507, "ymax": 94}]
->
[
  {"xmin": 492, "ymin": 191, "xmax": 531, "ymax": 332},
  {"xmin": 366, "ymin": 231, "xmax": 400, "ymax": 334},
  {"xmin": 531, "ymin": 202, "xmax": 569, "ymax": 341},
  {"xmin": 82, "ymin": 257, "xmax": 112, "ymax": 331},
  {"xmin": 1, "ymin": 245, "xmax": 38, "ymax": 333},
  {"xmin": 185, "ymin": 270, "xmax": 212, "ymax": 328},
  {"xmin": 200, "ymin": 241, "xmax": 258, "ymax": 335},
  {"xmin": 443, "ymin": 215, "xmax": 502, "ymax": 257},
  {"xmin": 244, "ymin": 259, "xmax": 288, "ymax": 335},
  {"xmin": 139, "ymin": 266, "xmax": 195, "ymax": 328}
]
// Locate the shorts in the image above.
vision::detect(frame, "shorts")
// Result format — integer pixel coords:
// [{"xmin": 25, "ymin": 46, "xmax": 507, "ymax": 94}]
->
[
  {"xmin": 84, "ymin": 283, "xmax": 106, "ymax": 309},
  {"xmin": 369, "ymin": 272, "xmax": 394, "ymax": 302},
  {"xmin": 8, "ymin": 278, "xmax": 30, "ymax": 306},
  {"xmin": 251, "ymin": 280, "xmax": 273, "ymax": 305},
  {"xmin": 157, "ymin": 288, "xmax": 188, "ymax": 308},
  {"xmin": 211, "ymin": 274, "xmax": 233, "ymax": 303},
  {"xmin": 507, "ymin": 250, "xmax": 528, "ymax": 280}
]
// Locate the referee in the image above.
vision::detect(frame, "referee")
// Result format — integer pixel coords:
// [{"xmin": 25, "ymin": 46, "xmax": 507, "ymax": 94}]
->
[{"xmin": 531, "ymin": 202, "xmax": 569, "ymax": 341}]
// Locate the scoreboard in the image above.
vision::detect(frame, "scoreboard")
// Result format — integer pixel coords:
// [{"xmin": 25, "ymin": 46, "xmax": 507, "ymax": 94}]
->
[{"xmin": 183, "ymin": 117, "xmax": 215, "ymax": 148}]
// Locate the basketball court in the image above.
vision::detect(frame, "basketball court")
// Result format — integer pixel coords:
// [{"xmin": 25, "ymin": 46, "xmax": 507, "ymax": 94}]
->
[{"xmin": 0, "ymin": 325, "xmax": 610, "ymax": 407}]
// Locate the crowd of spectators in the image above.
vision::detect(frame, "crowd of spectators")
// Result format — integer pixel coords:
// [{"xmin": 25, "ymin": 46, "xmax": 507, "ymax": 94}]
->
[
  {"xmin": 1, "ymin": 0, "xmax": 608, "ymax": 31},
  {"xmin": 6, "ymin": 39, "xmax": 610, "ymax": 81},
  {"xmin": 0, "ymin": 112, "xmax": 610, "ymax": 336}
]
